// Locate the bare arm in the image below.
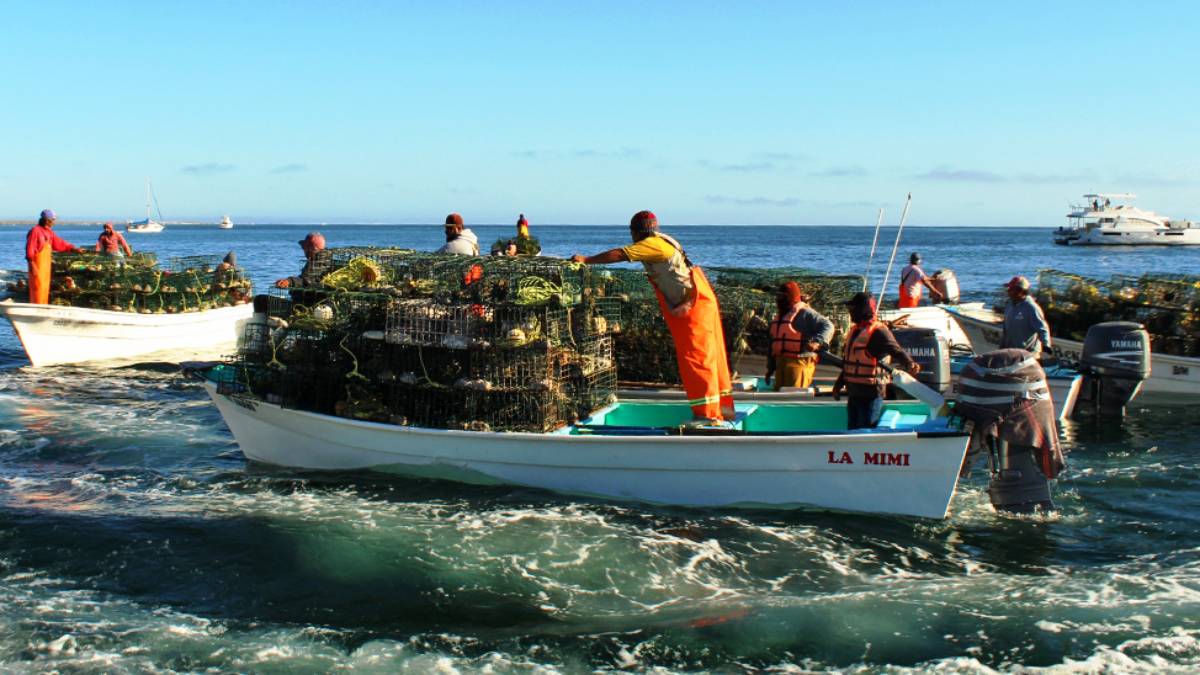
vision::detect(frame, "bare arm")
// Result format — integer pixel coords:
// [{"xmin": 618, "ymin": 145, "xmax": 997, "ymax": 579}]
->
[{"xmin": 571, "ymin": 248, "xmax": 629, "ymax": 265}]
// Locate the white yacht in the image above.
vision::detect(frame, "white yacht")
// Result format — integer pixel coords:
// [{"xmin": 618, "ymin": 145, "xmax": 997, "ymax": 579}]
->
[
  {"xmin": 1054, "ymin": 193, "xmax": 1198, "ymax": 245},
  {"xmin": 126, "ymin": 179, "xmax": 166, "ymax": 234},
  {"xmin": 218, "ymin": 215, "xmax": 234, "ymax": 229}
]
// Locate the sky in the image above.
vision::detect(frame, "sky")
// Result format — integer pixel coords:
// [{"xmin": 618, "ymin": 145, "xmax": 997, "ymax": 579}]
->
[{"xmin": 1, "ymin": 1, "xmax": 1198, "ymax": 226}]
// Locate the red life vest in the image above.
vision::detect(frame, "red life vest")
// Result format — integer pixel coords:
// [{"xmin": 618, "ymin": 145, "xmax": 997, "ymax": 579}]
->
[
  {"xmin": 843, "ymin": 320, "xmax": 885, "ymax": 385},
  {"xmin": 769, "ymin": 304, "xmax": 807, "ymax": 357}
]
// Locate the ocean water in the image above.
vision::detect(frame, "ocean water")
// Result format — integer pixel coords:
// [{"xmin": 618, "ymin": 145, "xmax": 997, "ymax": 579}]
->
[{"xmin": 0, "ymin": 224, "xmax": 1198, "ymax": 672}]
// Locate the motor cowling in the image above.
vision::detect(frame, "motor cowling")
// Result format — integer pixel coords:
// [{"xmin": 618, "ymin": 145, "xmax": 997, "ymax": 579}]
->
[
  {"xmin": 892, "ymin": 327, "xmax": 951, "ymax": 394},
  {"xmin": 930, "ymin": 269, "xmax": 960, "ymax": 304},
  {"xmin": 1076, "ymin": 321, "xmax": 1151, "ymax": 417}
]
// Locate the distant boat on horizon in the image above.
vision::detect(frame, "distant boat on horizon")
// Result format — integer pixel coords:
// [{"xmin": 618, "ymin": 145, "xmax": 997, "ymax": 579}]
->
[
  {"xmin": 126, "ymin": 179, "xmax": 165, "ymax": 234},
  {"xmin": 218, "ymin": 215, "xmax": 233, "ymax": 229}
]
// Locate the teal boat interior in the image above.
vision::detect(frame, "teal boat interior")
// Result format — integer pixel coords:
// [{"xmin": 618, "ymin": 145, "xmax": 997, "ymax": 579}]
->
[{"xmin": 568, "ymin": 400, "xmax": 959, "ymax": 436}]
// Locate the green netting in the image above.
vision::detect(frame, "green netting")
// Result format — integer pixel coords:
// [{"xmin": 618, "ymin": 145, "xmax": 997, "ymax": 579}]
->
[
  {"xmin": 1035, "ymin": 269, "xmax": 1200, "ymax": 356},
  {"xmin": 46, "ymin": 251, "xmax": 252, "ymax": 313}
]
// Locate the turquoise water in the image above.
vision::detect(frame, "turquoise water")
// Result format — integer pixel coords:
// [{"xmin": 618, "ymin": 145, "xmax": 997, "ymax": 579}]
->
[{"xmin": 0, "ymin": 225, "xmax": 1198, "ymax": 671}]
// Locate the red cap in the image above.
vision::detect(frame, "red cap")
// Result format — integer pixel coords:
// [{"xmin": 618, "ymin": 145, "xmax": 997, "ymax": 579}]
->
[
  {"xmin": 445, "ymin": 213, "xmax": 464, "ymax": 226},
  {"xmin": 630, "ymin": 210, "xmax": 658, "ymax": 232},
  {"xmin": 779, "ymin": 281, "xmax": 804, "ymax": 304},
  {"xmin": 1006, "ymin": 275, "xmax": 1030, "ymax": 291}
]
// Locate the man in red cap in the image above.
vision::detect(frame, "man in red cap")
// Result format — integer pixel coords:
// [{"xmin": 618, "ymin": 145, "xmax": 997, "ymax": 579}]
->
[
  {"xmin": 1000, "ymin": 275, "xmax": 1052, "ymax": 356},
  {"xmin": 275, "ymin": 231, "xmax": 327, "ymax": 288},
  {"xmin": 25, "ymin": 209, "xmax": 82, "ymax": 304},
  {"xmin": 833, "ymin": 291, "xmax": 920, "ymax": 429},
  {"xmin": 572, "ymin": 211, "xmax": 734, "ymax": 426},
  {"xmin": 438, "ymin": 213, "xmax": 479, "ymax": 255},
  {"xmin": 766, "ymin": 281, "xmax": 834, "ymax": 390}
]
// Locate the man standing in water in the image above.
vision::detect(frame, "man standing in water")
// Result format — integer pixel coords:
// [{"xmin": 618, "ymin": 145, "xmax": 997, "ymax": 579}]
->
[
  {"xmin": 572, "ymin": 211, "xmax": 734, "ymax": 426},
  {"xmin": 1000, "ymin": 275, "xmax": 1052, "ymax": 357},
  {"xmin": 25, "ymin": 209, "xmax": 81, "ymax": 304}
]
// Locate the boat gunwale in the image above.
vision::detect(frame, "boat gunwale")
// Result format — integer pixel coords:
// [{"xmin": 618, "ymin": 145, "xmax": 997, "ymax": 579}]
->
[{"xmin": 202, "ymin": 381, "xmax": 965, "ymax": 445}]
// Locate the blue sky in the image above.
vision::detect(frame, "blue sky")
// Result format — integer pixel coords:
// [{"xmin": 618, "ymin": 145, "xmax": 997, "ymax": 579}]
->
[{"xmin": 2, "ymin": 1, "xmax": 1197, "ymax": 226}]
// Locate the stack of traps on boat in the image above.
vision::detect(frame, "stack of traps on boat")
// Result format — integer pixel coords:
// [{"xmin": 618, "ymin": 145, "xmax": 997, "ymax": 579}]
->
[
  {"xmin": 1035, "ymin": 269, "xmax": 1200, "ymax": 357},
  {"xmin": 227, "ymin": 250, "xmax": 621, "ymax": 432},
  {"xmin": 5, "ymin": 250, "xmax": 254, "ymax": 313},
  {"xmin": 218, "ymin": 248, "xmax": 867, "ymax": 432}
]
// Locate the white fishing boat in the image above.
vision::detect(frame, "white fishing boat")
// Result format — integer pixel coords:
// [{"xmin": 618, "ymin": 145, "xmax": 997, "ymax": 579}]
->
[
  {"xmin": 0, "ymin": 300, "xmax": 253, "ymax": 367},
  {"xmin": 1053, "ymin": 193, "xmax": 1199, "ymax": 246},
  {"xmin": 126, "ymin": 179, "xmax": 166, "ymax": 234},
  {"xmin": 200, "ymin": 372, "xmax": 970, "ymax": 519},
  {"xmin": 945, "ymin": 304, "xmax": 1200, "ymax": 397},
  {"xmin": 879, "ymin": 303, "xmax": 980, "ymax": 350},
  {"xmin": 218, "ymin": 215, "xmax": 234, "ymax": 230}
]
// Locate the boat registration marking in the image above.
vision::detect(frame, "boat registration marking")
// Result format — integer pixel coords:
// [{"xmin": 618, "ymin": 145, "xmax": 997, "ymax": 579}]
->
[{"xmin": 828, "ymin": 451, "xmax": 911, "ymax": 466}]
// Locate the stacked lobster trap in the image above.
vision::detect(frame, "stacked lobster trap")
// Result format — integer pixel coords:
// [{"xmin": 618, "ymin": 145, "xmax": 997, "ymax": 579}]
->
[
  {"xmin": 25, "ymin": 251, "xmax": 253, "ymax": 312},
  {"xmin": 1035, "ymin": 269, "xmax": 1200, "ymax": 356},
  {"xmin": 229, "ymin": 248, "xmax": 620, "ymax": 432}
]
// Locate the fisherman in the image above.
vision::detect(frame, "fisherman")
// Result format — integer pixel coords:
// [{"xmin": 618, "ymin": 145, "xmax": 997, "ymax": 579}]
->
[
  {"xmin": 765, "ymin": 281, "xmax": 834, "ymax": 390},
  {"xmin": 1000, "ymin": 275, "xmax": 1053, "ymax": 357},
  {"xmin": 438, "ymin": 213, "xmax": 480, "ymax": 255},
  {"xmin": 95, "ymin": 222, "xmax": 133, "ymax": 258},
  {"xmin": 571, "ymin": 210, "xmax": 734, "ymax": 426},
  {"xmin": 516, "ymin": 213, "xmax": 530, "ymax": 239},
  {"xmin": 897, "ymin": 252, "xmax": 944, "ymax": 308},
  {"xmin": 832, "ymin": 292, "xmax": 921, "ymax": 429},
  {"xmin": 25, "ymin": 209, "xmax": 82, "ymax": 305},
  {"xmin": 274, "ymin": 231, "xmax": 327, "ymax": 288}
]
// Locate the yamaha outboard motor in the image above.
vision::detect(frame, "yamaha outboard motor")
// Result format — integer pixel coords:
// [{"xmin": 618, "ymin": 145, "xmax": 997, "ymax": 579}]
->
[
  {"xmin": 892, "ymin": 327, "xmax": 951, "ymax": 394},
  {"xmin": 953, "ymin": 349, "xmax": 1065, "ymax": 515},
  {"xmin": 930, "ymin": 269, "xmax": 960, "ymax": 304},
  {"xmin": 1075, "ymin": 321, "xmax": 1151, "ymax": 418}
]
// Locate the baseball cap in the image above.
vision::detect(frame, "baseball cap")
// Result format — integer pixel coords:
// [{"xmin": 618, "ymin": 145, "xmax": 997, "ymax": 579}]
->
[
  {"xmin": 445, "ymin": 213, "xmax": 464, "ymax": 227},
  {"xmin": 1006, "ymin": 275, "xmax": 1030, "ymax": 291},
  {"xmin": 40, "ymin": 209, "xmax": 56, "ymax": 221}
]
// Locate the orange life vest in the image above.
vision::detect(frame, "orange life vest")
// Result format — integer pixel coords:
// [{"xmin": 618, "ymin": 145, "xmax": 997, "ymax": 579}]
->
[
  {"xmin": 843, "ymin": 320, "xmax": 885, "ymax": 386},
  {"xmin": 769, "ymin": 304, "xmax": 807, "ymax": 357}
]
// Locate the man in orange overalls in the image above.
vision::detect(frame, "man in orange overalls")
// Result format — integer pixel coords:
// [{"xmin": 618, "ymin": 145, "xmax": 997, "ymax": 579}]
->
[
  {"xmin": 572, "ymin": 211, "xmax": 734, "ymax": 426},
  {"xmin": 25, "ymin": 210, "xmax": 81, "ymax": 304}
]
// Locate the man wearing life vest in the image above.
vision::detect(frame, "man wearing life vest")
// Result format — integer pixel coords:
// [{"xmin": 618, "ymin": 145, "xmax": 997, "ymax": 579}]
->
[
  {"xmin": 572, "ymin": 211, "xmax": 734, "ymax": 426},
  {"xmin": 833, "ymin": 292, "xmax": 920, "ymax": 429},
  {"xmin": 765, "ymin": 281, "xmax": 833, "ymax": 390},
  {"xmin": 897, "ymin": 252, "xmax": 944, "ymax": 309},
  {"xmin": 25, "ymin": 209, "xmax": 82, "ymax": 305}
]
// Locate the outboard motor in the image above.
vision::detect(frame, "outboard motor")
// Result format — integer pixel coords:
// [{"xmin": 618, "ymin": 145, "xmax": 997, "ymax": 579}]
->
[
  {"xmin": 1075, "ymin": 321, "xmax": 1151, "ymax": 418},
  {"xmin": 930, "ymin": 269, "xmax": 960, "ymax": 304},
  {"xmin": 892, "ymin": 327, "xmax": 951, "ymax": 394},
  {"xmin": 953, "ymin": 349, "xmax": 1065, "ymax": 515},
  {"xmin": 986, "ymin": 441, "xmax": 1054, "ymax": 514}
]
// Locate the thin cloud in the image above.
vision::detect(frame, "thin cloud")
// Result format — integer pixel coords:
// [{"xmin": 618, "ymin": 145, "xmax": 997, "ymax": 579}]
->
[
  {"xmin": 571, "ymin": 147, "xmax": 642, "ymax": 159},
  {"xmin": 1013, "ymin": 171, "xmax": 1095, "ymax": 184},
  {"xmin": 812, "ymin": 165, "xmax": 868, "ymax": 178},
  {"xmin": 181, "ymin": 162, "xmax": 236, "ymax": 175},
  {"xmin": 706, "ymin": 195, "xmax": 802, "ymax": 207},
  {"xmin": 511, "ymin": 150, "xmax": 540, "ymax": 159},
  {"xmin": 917, "ymin": 166, "xmax": 1005, "ymax": 183},
  {"xmin": 271, "ymin": 163, "xmax": 308, "ymax": 174}
]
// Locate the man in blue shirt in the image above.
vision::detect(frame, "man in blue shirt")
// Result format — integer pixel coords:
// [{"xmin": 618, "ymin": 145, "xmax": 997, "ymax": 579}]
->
[{"xmin": 1000, "ymin": 275, "xmax": 1052, "ymax": 356}]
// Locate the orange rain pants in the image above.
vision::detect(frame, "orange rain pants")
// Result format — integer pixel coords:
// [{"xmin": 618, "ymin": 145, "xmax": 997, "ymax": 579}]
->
[
  {"xmin": 897, "ymin": 285, "xmax": 921, "ymax": 309},
  {"xmin": 652, "ymin": 267, "xmax": 735, "ymax": 421},
  {"xmin": 27, "ymin": 244, "xmax": 52, "ymax": 305}
]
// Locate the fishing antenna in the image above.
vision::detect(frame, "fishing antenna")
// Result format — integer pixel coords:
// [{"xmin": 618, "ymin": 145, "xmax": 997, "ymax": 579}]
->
[
  {"xmin": 877, "ymin": 193, "xmax": 912, "ymax": 307},
  {"xmin": 863, "ymin": 207, "xmax": 884, "ymax": 292}
]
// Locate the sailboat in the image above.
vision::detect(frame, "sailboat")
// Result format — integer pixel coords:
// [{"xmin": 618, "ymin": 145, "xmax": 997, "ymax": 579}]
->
[
  {"xmin": 218, "ymin": 215, "xmax": 234, "ymax": 229},
  {"xmin": 126, "ymin": 179, "xmax": 165, "ymax": 233}
]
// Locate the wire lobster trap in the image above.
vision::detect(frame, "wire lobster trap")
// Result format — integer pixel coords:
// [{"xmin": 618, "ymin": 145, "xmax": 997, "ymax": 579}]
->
[{"xmin": 384, "ymin": 299, "xmax": 573, "ymax": 349}]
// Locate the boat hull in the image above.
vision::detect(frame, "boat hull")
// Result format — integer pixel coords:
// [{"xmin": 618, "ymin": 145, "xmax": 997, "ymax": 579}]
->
[
  {"xmin": 1057, "ymin": 228, "xmax": 1200, "ymax": 246},
  {"xmin": 0, "ymin": 301, "xmax": 253, "ymax": 367},
  {"xmin": 945, "ymin": 305, "xmax": 1200, "ymax": 397},
  {"xmin": 203, "ymin": 382, "xmax": 970, "ymax": 519}
]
